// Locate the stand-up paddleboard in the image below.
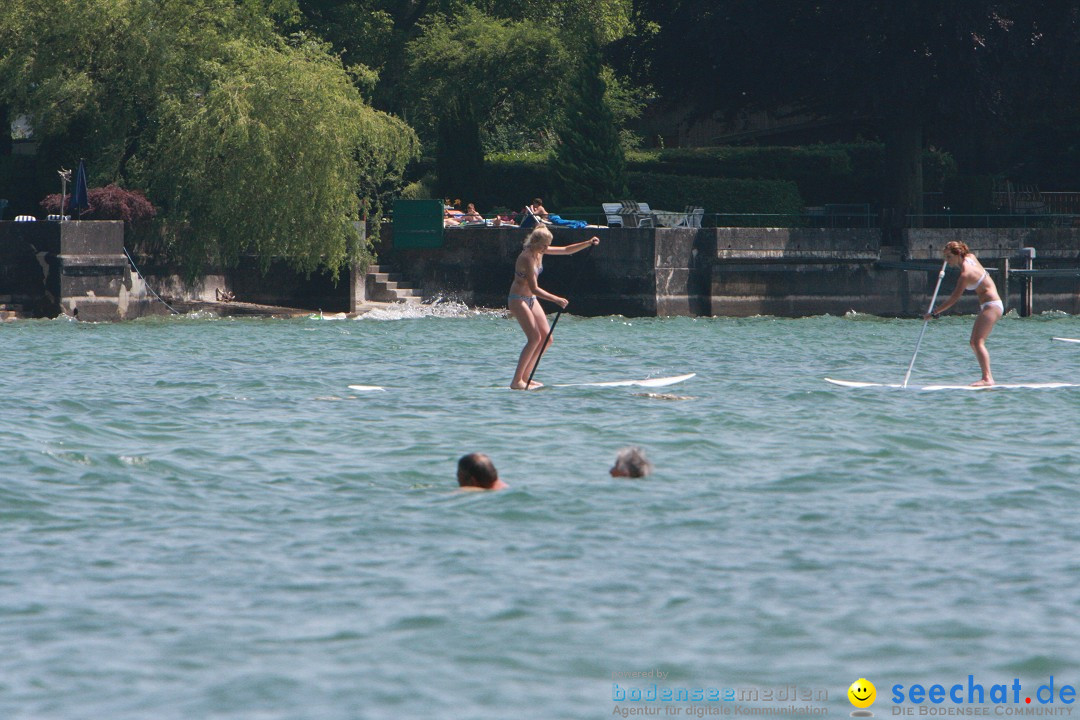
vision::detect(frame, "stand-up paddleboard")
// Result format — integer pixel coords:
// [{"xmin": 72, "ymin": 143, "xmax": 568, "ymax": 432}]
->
[
  {"xmin": 825, "ymin": 377, "xmax": 1080, "ymax": 390},
  {"xmin": 553, "ymin": 373, "xmax": 696, "ymax": 388},
  {"xmin": 1052, "ymin": 337, "xmax": 1080, "ymax": 344},
  {"xmin": 347, "ymin": 384, "xmax": 386, "ymax": 392},
  {"xmin": 350, "ymin": 373, "xmax": 695, "ymax": 392}
]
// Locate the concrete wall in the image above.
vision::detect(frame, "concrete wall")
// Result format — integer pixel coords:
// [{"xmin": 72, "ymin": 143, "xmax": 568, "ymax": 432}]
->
[
  {"xmin": 6, "ymin": 221, "xmax": 1078, "ymax": 320},
  {"xmin": 0, "ymin": 220, "xmax": 163, "ymax": 320},
  {"xmin": 141, "ymin": 221, "xmax": 366, "ymax": 313},
  {"xmin": 905, "ymin": 227, "xmax": 1080, "ymax": 315},
  {"xmin": 708, "ymin": 227, "xmax": 889, "ymax": 316},
  {"xmin": 377, "ymin": 225, "xmax": 1080, "ymax": 318},
  {"xmin": 377, "ymin": 227, "xmax": 669, "ymax": 316}
]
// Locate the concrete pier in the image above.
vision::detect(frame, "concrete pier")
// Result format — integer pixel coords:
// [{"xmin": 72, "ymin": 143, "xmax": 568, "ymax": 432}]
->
[{"xmin": 1, "ymin": 220, "xmax": 163, "ymax": 320}]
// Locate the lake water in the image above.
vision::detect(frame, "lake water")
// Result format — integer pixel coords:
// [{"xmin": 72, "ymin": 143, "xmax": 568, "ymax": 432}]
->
[{"xmin": 3, "ymin": 305, "xmax": 1080, "ymax": 719}]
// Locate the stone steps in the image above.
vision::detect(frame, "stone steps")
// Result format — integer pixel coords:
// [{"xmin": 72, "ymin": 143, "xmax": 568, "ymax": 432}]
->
[{"xmin": 366, "ymin": 264, "xmax": 423, "ymax": 303}]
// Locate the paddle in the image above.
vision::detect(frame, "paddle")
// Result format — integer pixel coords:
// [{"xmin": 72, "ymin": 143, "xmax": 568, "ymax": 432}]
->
[
  {"xmin": 526, "ymin": 307, "xmax": 562, "ymax": 388},
  {"xmin": 902, "ymin": 260, "xmax": 948, "ymax": 388}
]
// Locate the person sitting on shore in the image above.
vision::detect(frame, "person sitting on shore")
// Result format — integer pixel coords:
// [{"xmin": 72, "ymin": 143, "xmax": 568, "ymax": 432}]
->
[
  {"xmin": 461, "ymin": 203, "xmax": 484, "ymax": 223},
  {"xmin": 609, "ymin": 447, "xmax": 653, "ymax": 478},
  {"xmin": 457, "ymin": 453, "xmax": 509, "ymax": 490},
  {"xmin": 444, "ymin": 205, "xmax": 464, "ymax": 227},
  {"xmin": 526, "ymin": 198, "xmax": 550, "ymax": 220}
]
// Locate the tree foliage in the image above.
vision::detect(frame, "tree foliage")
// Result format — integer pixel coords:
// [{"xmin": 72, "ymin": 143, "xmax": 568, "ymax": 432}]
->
[
  {"xmin": 0, "ymin": 0, "xmax": 418, "ymax": 277},
  {"xmin": 294, "ymin": 0, "xmax": 635, "ymax": 115},
  {"xmin": 41, "ymin": 184, "xmax": 157, "ymax": 224},
  {"xmin": 143, "ymin": 37, "xmax": 418, "ymax": 278},
  {"xmin": 632, "ymin": 1, "xmax": 1080, "ymax": 232},
  {"xmin": 435, "ymin": 97, "xmax": 485, "ymax": 200},
  {"xmin": 404, "ymin": 7, "xmax": 570, "ymax": 145},
  {"xmin": 404, "ymin": 7, "xmax": 569, "ymax": 196},
  {"xmin": 550, "ymin": 38, "xmax": 628, "ymax": 206}
]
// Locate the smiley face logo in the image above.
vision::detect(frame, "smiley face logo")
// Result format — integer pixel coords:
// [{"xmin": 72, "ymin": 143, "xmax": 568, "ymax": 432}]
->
[{"xmin": 848, "ymin": 678, "xmax": 876, "ymax": 708}]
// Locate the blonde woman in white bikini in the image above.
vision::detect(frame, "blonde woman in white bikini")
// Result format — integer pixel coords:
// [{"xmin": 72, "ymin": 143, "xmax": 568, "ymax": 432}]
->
[
  {"xmin": 924, "ymin": 241, "xmax": 1004, "ymax": 386},
  {"xmin": 508, "ymin": 226, "xmax": 599, "ymax": 390}
]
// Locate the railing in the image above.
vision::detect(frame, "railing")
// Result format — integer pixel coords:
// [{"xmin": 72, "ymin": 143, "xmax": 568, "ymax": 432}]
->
[
  {"xmin": 426, "ymin": 209, "xmax": 1080, "ymax": 230},
  {"xmin": 907, "ymin": 214, "xmax": 1080, "ymax": 229},
  {"xmin": 1040, "ymin": 193, "xmax": 1080, "ymax": 215}
]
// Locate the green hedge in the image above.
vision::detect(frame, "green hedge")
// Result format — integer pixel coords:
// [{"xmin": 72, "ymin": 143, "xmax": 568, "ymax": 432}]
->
[
  {"xmin": 627, "ymin": 172, "xmax": 803, "ymax": 218},
  {"xmin": 626, "ymin": 143, "xmax": 957, "ymax": 206},
  {"xmin": 478, "ymin": 153, "xmax": 553, "ymax": 210},
  {"xmin": 397, "ymin": 143, "xmax": 959, "ymax": 218}
]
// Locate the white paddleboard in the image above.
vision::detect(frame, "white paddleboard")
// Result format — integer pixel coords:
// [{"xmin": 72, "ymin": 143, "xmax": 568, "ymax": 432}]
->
[
  {"xmin": 553, "ymin": 373, "xmax": 696, "ymax": 388},
  {"xmin": 348, "ymin": 373, "xmax": 695, "ymax": 392},
  {"xmin": 347, "ymin": 384, "xmax": 386, "ymax": 392},
  {"xmin": 825, "ymin": 377, "xmax": 1080, "ymax": 390},
  {"xmin": 1052, "ymin": 337, "xmax": 1080, "ymax": 344}
]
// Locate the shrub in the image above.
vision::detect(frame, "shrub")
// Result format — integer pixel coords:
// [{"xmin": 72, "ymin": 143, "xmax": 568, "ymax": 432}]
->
[
  {"xmin": 627, "ymin": 172, "xmax": 803, "ymax": 217},
  {"xmin": 473, "ymin": 152, "xmax": 554, "ymax": 210},
  {"xmin": 400, "ymin": 174, "xmax": 438, "ymax": 200},
  {"xmin": 626, "ymin": 143, "xmax": 957, "ymax": 206},
  {"xmin": 40, "ymin": 184, "xmax": 157, "ymax": 224}
]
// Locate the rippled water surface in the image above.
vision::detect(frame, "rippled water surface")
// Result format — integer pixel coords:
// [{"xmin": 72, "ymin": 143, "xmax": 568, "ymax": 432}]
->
[{"xmin": 3, "ymin": 306, "xmax": 1080, "ymax": 719}]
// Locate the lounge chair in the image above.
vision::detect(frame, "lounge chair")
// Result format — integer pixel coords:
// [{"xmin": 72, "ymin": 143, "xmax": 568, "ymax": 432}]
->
[
  {"xmin": 619, "ymin": 200, "xmax": 655, "ymax": 228},
  {"xmin": 519, "ymin": 205, "xmax": 548, "ymax": 229},
  {"xmin": 602, "ymin": 203, "xmax": 624, "ymax": 227},
  {"xmin": 684, "ymin": 206, "xmax": 704, "ymax": 228}
]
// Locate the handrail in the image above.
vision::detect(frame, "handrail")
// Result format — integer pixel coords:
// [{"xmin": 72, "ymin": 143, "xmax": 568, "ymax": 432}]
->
[{"xmin": 382, "ymin": 208, "xmax": 1080, "ymax": 230}]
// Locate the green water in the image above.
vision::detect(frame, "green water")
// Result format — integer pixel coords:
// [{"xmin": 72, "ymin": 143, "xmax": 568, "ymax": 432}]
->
[{"xmin": 3, "ymin": 305, "xmax": 1080, "ymax": 719}]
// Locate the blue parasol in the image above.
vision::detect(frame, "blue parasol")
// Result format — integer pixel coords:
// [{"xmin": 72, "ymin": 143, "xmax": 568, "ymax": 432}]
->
[{"xmin": 70, "ymin": 159, "xmax": 89, "ymax": 218}]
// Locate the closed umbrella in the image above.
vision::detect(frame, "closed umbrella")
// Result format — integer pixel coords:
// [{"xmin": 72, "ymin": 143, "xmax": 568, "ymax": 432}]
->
[{"xmin": 70, "ymin": 159, "xmax": 89, "ymax": 218}]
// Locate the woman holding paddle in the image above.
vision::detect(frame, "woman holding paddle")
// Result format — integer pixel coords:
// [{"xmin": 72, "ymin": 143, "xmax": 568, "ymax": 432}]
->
[
  {"xmin": 508, "ymin": 226, "xmax": 599, "ymax": 390},
  {"xmin": 924, "ymin": 241, "xmax": 1004, "ymax": 386}
]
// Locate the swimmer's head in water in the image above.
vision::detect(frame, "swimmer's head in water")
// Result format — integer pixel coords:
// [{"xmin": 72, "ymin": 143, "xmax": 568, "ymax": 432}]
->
[
  {"xmin": 457, "ymin": 453, "xmax": 500, "ymax": 488},
  {"xmin": 609, "ymin": 447, "xmax": 653, "ymax": 478}
]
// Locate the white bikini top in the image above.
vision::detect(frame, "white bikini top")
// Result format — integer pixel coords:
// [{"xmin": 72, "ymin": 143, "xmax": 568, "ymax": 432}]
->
[{"xmin": 965, "ymin": 257, "xmax": 987, "ymax": 291}]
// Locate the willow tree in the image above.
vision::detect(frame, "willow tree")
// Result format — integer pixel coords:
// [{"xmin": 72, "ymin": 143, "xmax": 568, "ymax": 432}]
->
[
  {"xmin": 0, "ymin": 0, "xmax": 418, "ymax": 278},
  {"xmin": 144, "ymin": 37, "xmax": 417, "ymax": 278}
]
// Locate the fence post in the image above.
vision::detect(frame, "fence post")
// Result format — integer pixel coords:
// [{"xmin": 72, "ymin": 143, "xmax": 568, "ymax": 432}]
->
[{"xmin": 1020, "ymin": 246, "xmax": 1035, "ymax": 317}]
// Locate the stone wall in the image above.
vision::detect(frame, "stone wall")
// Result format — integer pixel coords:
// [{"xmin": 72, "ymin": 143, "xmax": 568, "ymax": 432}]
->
[
  {"xmin": 6, "ymin": 221, "xmax": 1078, "ymax": 320},
  {"xmin": 376, "ymin": 225, "xmax": 1080, "ymax": 318},
  {"xmin": 0, "ymin": 220, "xmax": 163, "ymax": 320}
]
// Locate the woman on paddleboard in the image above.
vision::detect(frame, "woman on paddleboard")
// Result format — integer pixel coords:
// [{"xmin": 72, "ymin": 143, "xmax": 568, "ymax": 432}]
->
[
  {"xmin": 924, "ymin": 241, "xmax": 1004, "ymax": 386},
  {"xmin": 508, "ymin": 226, "xmax": 599, "ymax": 390}
]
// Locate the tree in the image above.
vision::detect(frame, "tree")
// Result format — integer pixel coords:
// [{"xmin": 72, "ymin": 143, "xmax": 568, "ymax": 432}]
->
[
  {"xmin": 0, "ymin": 0, "xmax": 418, "ymax": 277},
  {"xmin": 404, "ymin": 7, "xmax": 570, "ymax": 193},
  {"xmin": 634, "ymin": 1, "xmax": 1080, "ymax": 243},
  {"xmin": 142, "ymin": 37, "xmax": 418, "ymax": 278},
  {"xmin": 435, "ymin": 97, "xmax": 485, "ymax": 200},
  {"xmin": 550, "ymin": 37, "xmax": 628, "ymax": 206},
  {"xmin": 294, "ymin": 0, "xmax": 636, "ymax": 114}
]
